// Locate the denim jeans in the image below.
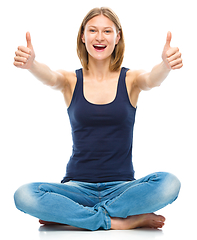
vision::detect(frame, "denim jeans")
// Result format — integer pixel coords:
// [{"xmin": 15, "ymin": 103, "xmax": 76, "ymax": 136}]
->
[{"xmin": 14, "ymin": 172, "xmax": 181, "ymax": 231}]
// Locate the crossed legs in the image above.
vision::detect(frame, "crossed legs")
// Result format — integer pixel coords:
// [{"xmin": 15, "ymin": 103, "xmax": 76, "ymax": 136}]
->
[{"xmin": 14, "ymin": 172, "xmax": 181, "ymax": 231}]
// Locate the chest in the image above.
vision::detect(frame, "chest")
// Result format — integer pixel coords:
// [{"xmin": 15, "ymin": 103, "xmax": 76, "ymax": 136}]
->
[
  {"xmin": 83, "ymin": 78, "xmax": 119, "ymax": 105},
  {"xmin": 68, "ymin": 68, "xmax": 137, "ymax": 129}
]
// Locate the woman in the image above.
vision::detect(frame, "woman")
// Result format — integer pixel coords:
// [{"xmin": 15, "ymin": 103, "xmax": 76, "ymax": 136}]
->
[{"xmin": 14, "ymin": 7, "xmax": 183, "ymax": 231}]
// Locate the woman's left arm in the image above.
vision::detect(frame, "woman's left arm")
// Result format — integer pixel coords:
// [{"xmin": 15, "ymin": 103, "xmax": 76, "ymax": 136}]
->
[{"xmin": 136, "ymin": 31, "xmax": 183, "ymax": 91}]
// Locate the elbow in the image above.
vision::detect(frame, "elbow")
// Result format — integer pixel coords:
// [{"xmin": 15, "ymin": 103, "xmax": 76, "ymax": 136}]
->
[
  {"xmin": 50, "ymin": 72, "xmax": 59, "ymax": 88},
  {"xmin": 146, "ymin": 77, "xmax": 161, "ymax": 90},
  {"xmin": 147, "ymin": 82, "xmax": 161, "ymax": 89},
  {"xmin": 141, "ymin": 80, "xmax": 154, "ymax": 91},
  {"xmin": 51, "ymin": 71, "xmax": 66, "ymax": 91}
]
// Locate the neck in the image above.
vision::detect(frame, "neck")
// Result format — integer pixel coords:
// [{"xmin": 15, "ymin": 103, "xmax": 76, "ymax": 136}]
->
[{"xmin": 85, "ymin": 55, "xmax": 112, "ymax": 81}]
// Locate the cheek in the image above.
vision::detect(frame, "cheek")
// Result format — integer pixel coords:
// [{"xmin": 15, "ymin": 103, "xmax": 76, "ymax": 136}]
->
[
  {"xmin": 107, "ymin": 34, "xmax": 118, "ymax": 45},
  {"xmin": 85, "ymin": 40, "xmax": 93, "ymax": 53},
  {"xmin": 107, "ymin": 37, "xmax": 117, "ymax": 50},
  {"xmin": 84, "ymin": 34, "xmax": 94, "ymax": 47}
]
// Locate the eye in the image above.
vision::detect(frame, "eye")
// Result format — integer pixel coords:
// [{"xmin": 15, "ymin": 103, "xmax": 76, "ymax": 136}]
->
[
  {"xmin": 104, "ymin": 30, "xmax": 112, "ymax": 34},
  {"xmin": 90, "ymin": 29, "xmax": 96, "ymax": 33}
]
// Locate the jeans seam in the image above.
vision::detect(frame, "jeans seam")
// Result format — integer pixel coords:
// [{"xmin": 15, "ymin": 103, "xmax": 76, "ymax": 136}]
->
[
  {"xmin": 101, "ymin": 207, "xmax": 110, "ymax": 230},
  {"xmin": 106, "ymin": 211, "xmax": 111, "ymax": 229}
]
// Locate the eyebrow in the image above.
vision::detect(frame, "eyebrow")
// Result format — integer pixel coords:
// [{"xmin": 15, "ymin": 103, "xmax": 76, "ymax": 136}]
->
[{"xmin": 87, "ymin": 25, "xmax": 114, "ymax": 29}]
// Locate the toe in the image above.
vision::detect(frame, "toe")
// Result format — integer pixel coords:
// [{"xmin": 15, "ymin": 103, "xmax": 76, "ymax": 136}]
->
[{"xmin": 158, "ymin": 215, "xmax": 166, "ymax": 222}]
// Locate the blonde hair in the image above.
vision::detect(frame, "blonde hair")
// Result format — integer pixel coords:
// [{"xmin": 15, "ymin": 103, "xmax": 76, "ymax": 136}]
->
[{"xmin": 77, "ymin": 7, "xmax": 125, "ymax": 71}]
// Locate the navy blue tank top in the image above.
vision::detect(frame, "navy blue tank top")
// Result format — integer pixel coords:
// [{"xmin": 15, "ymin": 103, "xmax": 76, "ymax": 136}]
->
[{"xmin": 61, "ymin": 67, "xmax": 136, "ymax": 183}]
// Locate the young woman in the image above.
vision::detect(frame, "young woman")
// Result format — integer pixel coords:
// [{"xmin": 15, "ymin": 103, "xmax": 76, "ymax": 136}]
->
[{"xmin": 14, "ymin": 7, "xmax": 183, "ymax": 231}]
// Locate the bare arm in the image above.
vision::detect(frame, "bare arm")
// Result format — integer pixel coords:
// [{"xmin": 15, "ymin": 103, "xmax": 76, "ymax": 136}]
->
[
  {"xmin": 28, "ymin": 60, "xmax": 66, "ymax": 90},
  {"xmin": 14, "ymin": 32, "xmax": 66, "ymax": 90},
  {"xmin": 136, "ymin": 32, "xmax": 183, "ymax": 91}
]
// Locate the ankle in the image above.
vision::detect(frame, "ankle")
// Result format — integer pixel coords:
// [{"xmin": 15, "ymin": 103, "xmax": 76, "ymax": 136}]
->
[
  {"xmin": 110, "ymin": 217, "xmax": 127, "ymax": 230},
  {"xmin": 111, "ymin": 217, "xmax": 118, "ymax": 230}
]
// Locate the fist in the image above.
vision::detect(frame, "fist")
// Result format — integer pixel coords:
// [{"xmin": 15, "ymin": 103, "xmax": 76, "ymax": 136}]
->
[
  {"xmin": 162, "ymin": 31, "xmax": 183, "ymax": 70},
  {"xmin": 14, "ymin": 32, "xmax": 35, "ymax": 69}
]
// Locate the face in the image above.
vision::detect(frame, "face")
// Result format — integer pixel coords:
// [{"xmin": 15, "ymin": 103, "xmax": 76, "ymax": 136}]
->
[{"xmin": 82, "ymin": 15, "xmax": 120, "ymax": 62}]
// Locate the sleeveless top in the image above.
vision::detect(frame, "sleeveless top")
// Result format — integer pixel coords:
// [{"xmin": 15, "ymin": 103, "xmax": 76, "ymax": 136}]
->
[{"xmin": 61, "ymin": 67, "xmax": 136, "ymax": 183}]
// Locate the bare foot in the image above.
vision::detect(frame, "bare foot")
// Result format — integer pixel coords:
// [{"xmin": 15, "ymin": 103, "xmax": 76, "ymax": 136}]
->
[
  {"xmin": 39, "ymin": 219, "xmax": 67, "ymax": 226},
  {"xmin": 111, "ymin": 213, "xmax": 165, "ymax": 230}
]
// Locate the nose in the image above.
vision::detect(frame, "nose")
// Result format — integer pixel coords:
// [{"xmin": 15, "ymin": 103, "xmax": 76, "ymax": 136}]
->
[{"xmin": 96, "ymin": 31, "xmax": 104, "ymax": 42}]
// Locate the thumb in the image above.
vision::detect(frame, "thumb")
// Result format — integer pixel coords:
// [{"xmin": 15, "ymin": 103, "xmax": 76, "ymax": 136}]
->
[
  {"xmin": 26, "ymin": 32, "xmax": 33, "ymax": 48},
  {"xmin": 165, "ymin": 31, "xmax": 172, "ymax": 48}
]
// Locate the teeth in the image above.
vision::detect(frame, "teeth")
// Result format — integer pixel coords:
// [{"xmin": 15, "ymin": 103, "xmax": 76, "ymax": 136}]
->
[{"xmin": 94, "ymin": 45, "xmax": 106, "ymax": 47}]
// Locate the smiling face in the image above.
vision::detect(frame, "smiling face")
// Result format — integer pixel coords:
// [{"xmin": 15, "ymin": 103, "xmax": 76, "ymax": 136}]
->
[{"xmin": 82, "ymin": 14, "xmax": 120, "ymax": 63}]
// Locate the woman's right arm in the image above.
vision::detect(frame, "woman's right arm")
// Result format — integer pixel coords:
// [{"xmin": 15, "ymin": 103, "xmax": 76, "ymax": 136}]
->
[{"xmin": 13, "ymin": 32, "xmax": 67, "ymax": 90}]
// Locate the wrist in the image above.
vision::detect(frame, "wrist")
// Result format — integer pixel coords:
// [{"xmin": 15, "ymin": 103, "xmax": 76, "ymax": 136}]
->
[
  {"xmin": 28, "ymin": 59, "xmax": 37, "ymax": 72},
  {"xmin": 161, "ymin": 59, "xmax": 171, "ymax": 72}
]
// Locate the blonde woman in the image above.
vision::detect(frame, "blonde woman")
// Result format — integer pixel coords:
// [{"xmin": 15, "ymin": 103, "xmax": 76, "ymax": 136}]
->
[{"xmin": 14, "ymin": 7, "xmax": 182, "ymax": 231}]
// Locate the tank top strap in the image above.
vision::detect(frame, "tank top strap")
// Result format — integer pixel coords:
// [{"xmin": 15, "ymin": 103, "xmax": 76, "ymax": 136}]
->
[
  {"xmin": 75, "ymin": 68, "xmax": 83, "ymax": 95},
  {"xmin": 68, "ymin": 69, "xmax": 83, "ymax": 109},
  {"xmin": 117, "ymin": 67, "xmax": 130, "ymax": 100}
]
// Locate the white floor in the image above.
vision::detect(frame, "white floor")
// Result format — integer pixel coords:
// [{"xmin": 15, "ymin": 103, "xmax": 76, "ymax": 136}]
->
[
  {"xmin": 3, "ymin": 192, "xmax": 195, "ymax": 240},
  {"xmin": 3, "ymin": 216, "xmax": 194, "ymax": 240}
]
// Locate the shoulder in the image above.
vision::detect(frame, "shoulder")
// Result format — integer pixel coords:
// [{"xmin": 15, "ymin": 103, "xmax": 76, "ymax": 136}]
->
[
  {"xmin": 55, "ymin": 69, "xmax": 78, "ymax": 107},
  {"xmin": 55, "ymin": 69, "xmax": 77, "ymax": 92},
  {"xmin": 57, "ymin": 69, "xmax": 77, "ymax": 83},
  {"xmin": 123, "ymin": 69, "xmax": 146, "ymax": 108},
  {"xmin": 126, "ymin": 69, "xmax": 146, "ymax": 88}
]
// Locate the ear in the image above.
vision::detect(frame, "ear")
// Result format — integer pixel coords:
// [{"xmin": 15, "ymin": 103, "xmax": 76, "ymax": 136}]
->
[
  {"xmin": 81, "ymin": 33, "xmax": 85, "ymax": 43},
  {"xmin": 115, "ymin": 31, "xmax": 121, "ymax": 45}
]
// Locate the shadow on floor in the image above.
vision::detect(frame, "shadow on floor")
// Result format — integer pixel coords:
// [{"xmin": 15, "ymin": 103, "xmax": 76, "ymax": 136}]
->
[{"xmin": 39, "ymin": 224, "xmax": 88, "ymax": 232}]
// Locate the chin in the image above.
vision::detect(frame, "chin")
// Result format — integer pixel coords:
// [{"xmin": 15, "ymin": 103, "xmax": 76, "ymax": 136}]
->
[{"xmin": 90, "ymin": 52, "xmax": 114, "ymax": 62}]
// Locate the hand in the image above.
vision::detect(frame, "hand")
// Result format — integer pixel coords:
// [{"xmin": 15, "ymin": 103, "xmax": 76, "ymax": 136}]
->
[
  {"xmin": 162, "ymin": 31, "xmax": 183, "ymax": 70},
  {"xmin": 14, "ymin": 32, "xmax": 35, "ymax": 69}
]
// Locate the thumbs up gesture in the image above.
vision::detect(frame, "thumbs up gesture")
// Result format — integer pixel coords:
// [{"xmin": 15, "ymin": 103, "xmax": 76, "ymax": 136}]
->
[
  {"xmin": 162, "ymin": 31, "xmax": 183, "ymax": 70},
  {"xmin": 14, "ymin": 32, "xmax": 35, "ymax": 69}
]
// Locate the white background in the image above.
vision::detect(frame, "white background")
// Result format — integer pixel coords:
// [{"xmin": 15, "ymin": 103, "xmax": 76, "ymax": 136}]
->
[{"xmin": 1, "ymin": 0, "xmax": 196, "ymax": 239}]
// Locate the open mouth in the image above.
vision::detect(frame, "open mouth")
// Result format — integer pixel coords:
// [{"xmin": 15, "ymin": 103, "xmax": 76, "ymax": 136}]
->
[{"xmin": 93, "ymin": 45, "xmax": 107, "ymax": 51}]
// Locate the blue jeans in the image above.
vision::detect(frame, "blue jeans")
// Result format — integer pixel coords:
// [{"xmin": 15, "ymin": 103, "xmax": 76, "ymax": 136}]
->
[{"xmin": 14, "ymin": 172, "xmax": 181, "ymax": 231}]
